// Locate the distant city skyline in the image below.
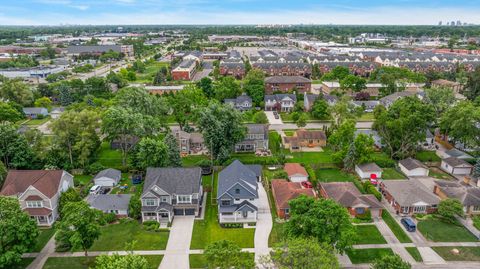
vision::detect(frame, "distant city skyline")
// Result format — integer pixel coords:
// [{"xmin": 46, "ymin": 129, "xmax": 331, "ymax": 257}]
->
[{"xmin": 0, "ymin": 0, "xmax": 479, "ymax": 26}]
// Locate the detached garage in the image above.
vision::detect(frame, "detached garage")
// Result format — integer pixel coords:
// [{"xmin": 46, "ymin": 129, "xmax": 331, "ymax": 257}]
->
[
  {"xmin": 441, "ymin": 157, "xmax": 473, "ymax": 175},
  {"xmin": 355, "ymin": 163, "xmax": 383, "ymax": 179},
  {"xmin": 94, "ymin": 168, "xmax": 121, "ymax": 187},
  {"xmin": 284, "ymin": 163, "xmax": 309, "ymax": 183},
  {"xmin": 399, "ymin": 158, "xmax": 429, "ymax": 177}
]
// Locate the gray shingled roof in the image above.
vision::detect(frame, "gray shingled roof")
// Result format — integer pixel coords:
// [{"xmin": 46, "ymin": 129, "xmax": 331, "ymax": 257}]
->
[
  {"xmin": 435, "ymin": 180, "xmax": 480, "ymax": 207},
  {"xmin": 94, "ymin": 168, "xmax": 121, "ymax": 181},
  {"xmin": 144, "ymin": 167, "xmax": 202, "ymax": 195},
  {"xmin": 382, "ymin": 179, "xmax": 439, "ymax": 206},
  {"xmin": 399, "ymin": 157, "xmax": 427, "ymax": 170},
  {"xmin": 217, "ymin": 160, "xmax": 258, "ymax": 199},
  {"xmin": 356, "ymin": 163, "xmax": 382, "ymax": 173},
  {"xmin": 87, "ymin": 194, "xmax": 132, "ymax": 212},
  {"xmin": 442, "ymin": 157, "xmax": 473, "ymax": 168}
]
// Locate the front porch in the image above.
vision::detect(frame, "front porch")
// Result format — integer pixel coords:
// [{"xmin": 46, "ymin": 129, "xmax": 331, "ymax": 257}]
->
[
  {"xmin": 219, "ymin": 211, "xmax": 257, "ymax": 224},
  {"xmin": 31, "ymin": 214, "xmax": 54, "ymax": 226},
  {"xmin": 142, "ymin": 209, "xmax": 172, "ymax": 223}
]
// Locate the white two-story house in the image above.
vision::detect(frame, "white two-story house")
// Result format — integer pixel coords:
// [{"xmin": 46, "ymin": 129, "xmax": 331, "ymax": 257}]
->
[
  {"xmin": 0, "ymin": 170, "xmax": 74, "ymax": 226},
  {"xmin": 141, "ymin": 167, "xmax": 203, "ymax": 223},
  {"xmin": 264, "ymin": 94, "xmax": 297, "ymax": 112}
]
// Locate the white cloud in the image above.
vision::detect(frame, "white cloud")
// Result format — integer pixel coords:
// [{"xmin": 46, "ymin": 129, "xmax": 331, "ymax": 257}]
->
[{"xmin": 71, "ymin": 5, "xmax": 89, "ymax": 10}]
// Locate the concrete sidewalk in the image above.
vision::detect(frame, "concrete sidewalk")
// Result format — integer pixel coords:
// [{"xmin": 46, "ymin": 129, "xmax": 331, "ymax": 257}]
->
[
  {"xmin": 27, "ymin": 235, "xmax": 56, "ymax": 269},
  {"xmin": 374, "ymin": 219, "xmax": 416, "ymax": 264},
  {"xmin": 158, "ymin": 216, "xmax": 195, "ymax": 269}
]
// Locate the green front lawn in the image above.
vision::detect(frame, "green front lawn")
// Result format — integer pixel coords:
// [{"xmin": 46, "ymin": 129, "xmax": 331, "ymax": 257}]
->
[
  {"xmin": 10, "ymin": 258, "xmax": 35, "ymax": 269},
  {"xmin": 358, "ymin": 112, "xmax": 374, "ymax": 121},
  {"xmin": 346, "ymin": 248, "xmax": 394, "ymax": 264},
  {"xmin": 381, "ymin": 210, "xmax": 412, "ymax": 243},
  {"xmin": 43, "ymin": 255, "xmax": 163, "ymax": 269},
  {"xmin": 88, "ymin": 220, "xmax": 169, "ymax": 251},
  {"xmin": 24, "ymin": 117, "xmax": 50, "ymax": 126},
  {"xmin": 417, "ymin": 218, "xmax": 478, "ymax": 242},
  {"xmin": 355, "ymin": 225, "xmax": 387, "ymax": 244},
  {"xmin": 406, "ymin": 247, "xmax": 423, "ymax": 262},
  {"xmin": 432, "ymin": 247, "xmax": 480, "ymax": 261},
  {"xmin": 381, "ymin": 168, "xmax": 406, "ymax": 180},
  {"xmin": 33, "ymin": 228, "xmax": 55, "ymax": 252},
  {"xmin": 97, "ymin": 142, "xmax": 125, "ymax": 169},
  {"xmin": 280, "ymin": 112, "xmax": 312, "ymax": 122},
  {"xmin": 415, "ymin": 151, "xmax": 441, "ymax": 162},
  {"xmin": 189, "ymin": 253, "xmax": 254, "ymax": 269},
  {"xmin": 190, "ymin": 193, "xmax": 255, "ymax": 249}
]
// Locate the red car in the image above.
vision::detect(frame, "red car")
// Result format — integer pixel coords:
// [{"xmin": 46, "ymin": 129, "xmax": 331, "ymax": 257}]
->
[{"xmin": 301, "ymin": 181, "xmax": 313, "ymax": 188}]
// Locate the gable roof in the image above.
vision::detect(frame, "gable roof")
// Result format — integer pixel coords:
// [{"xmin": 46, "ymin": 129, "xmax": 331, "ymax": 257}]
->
[
  {"xmin": 94, "ymin": 168, "xmax": 121, "ymax": 181},
  {"xmin": 445, "ymin": 148, "xmax": 474, "ymax": 159},
  {"xmin": 217, "ymin": 160, "xmax": 258, "ymax": 199},
  {"xmin": 295, "ymin": 129, "xmax": 326, "ymax": 140},
  {"xmin": 271, "ymin": 180, "xmax": 316, "ymax": 209},
  {"xmin": 399, "ymin": 157, "xmax": 427, "ymax": 170},
  {"xmin": 265, "ymin": 76, "xmax": 311, "ymax": 84},
  {"xmin": 320, "ymin": 182, "xmax": 382, "ymax": 209},
  {"xmin": 435, "ymin": 180, "xmax": 480, "ymax": 207},
  {"xmin": 284, "ymin": 163, "xmax": 308, "ymax": 177},
  {"xmin": 442, "ymin": 157, "xmax": 473, "ymax": 168},
  {"xmin": 0, "ymin": 170, "xmax": 65, "ymax": 198},
  {"xmin": 381, "ymin": 179, "xmax": 440, "ymax": 206},
  {"xmin": 87, "ymin": 194, "xmax": 132, "ymax": 211},
  {"xmin": 356, "ymin": 163, "xmax": 382, "ymax": 173},
  {"xmin": 144, "ymin": 167, "xmax": 202, "ymax": 196}
]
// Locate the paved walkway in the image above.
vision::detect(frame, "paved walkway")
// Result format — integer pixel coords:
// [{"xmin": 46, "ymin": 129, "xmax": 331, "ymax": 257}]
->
[
  {"xmin": 374, "ymin": 219, "xmax": 416, "ymax": 264},
  {"xmin": 158, "ymin": 216, "xmax": 195, "ymax": 269},
  {"xmin": 254, "ymin": 183, "xmax": 273, "ymax": 268},
  {"xmin": 27, "ymin": 235, "xmax": 56, "ymax": 269}
]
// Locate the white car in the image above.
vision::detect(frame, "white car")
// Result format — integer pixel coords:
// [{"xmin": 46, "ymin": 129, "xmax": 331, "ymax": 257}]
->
[{"xmin": 89, "ymin": 185, "xmax": 101, "ymax": 194}]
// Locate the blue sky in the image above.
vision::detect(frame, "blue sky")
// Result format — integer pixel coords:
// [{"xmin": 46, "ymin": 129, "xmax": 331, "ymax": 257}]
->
[{"xmin": 0, "ymin": 0, "xmax": 479, "ymax": 25}]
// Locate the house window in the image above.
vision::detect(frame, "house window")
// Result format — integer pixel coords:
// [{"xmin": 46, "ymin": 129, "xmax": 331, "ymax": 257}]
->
[
  {"xmin": 235, "ymin": 189, "xmax": 240, "ymax": 194},
  {"xmin": 355, "ymin": 208, "xmax": 365, "ymax": 214},
  {"xmin": 144, "ymin": 212, "xmax": 156, "ymax": 217},
  {"xmin": 221, "ymin": 200, "xmax": 230, "ymax": 206},
  {"xmin": 26, "ymin": 201, "xmax": 43, "ymax": 208},
  {"xmin": 473, "ymin": 206, "xmax": 480, "ymax": 212},
  {"xmin": 145, "ymin": 199, "xmax": 156, "ymax": 206},
  {"xmin": 161, "ymin": 197, "xmax": 168, "ymax": 203},
  {"xmin": 110, "ymin": 210, "xmax": 119, "ymax": 214},
  {"xmin": 284, "ymin": 208, "xmax": 290, "ymax": 215},
  {"xmin": 414, "ymin": 206, "xmax": 426, "ymax": 213},
  {"xmin": 177, "ymin": 195, "xmax": 191, "ymax": 204}
]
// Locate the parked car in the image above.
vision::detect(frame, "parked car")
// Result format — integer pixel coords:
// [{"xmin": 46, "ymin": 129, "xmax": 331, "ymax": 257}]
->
[
  {"xmin": 273, "ymin": 112, "xmax": 279, "ymax": 119},
  {"xmin": 401, "ymin": 218, "xmax": 416, "ymax": 232},
  {"xmin": 89, "ymin": 185, "xmax": 101, "ymax": 194},
  {"xmin": 201, "ymin": 166, "xmax": 213, "ymax": 175},
  {"xmin": 100, "ymin": 187, "xmax": 111, "ymax": 194},
  {"xmin": 301, "ymin": 181, "xmax": 313, "ymax": 188}
]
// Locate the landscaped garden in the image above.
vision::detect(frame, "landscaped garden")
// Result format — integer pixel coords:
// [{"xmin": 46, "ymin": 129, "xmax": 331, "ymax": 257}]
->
[
  {"xmin": 432, "ymin": 247, "xmax": 480, "ymax": 261},
  {"xmin": 381, "ymin": 210, "xmax": 412, "ymax": 243},
  {"xmin": 43, "ymin": 255, "xmax": 163, "ymax": 269},
  {"xmin": 346, "ymin": 248, "xmax": 394, "ymax": 264},
  {"xmin": 381, "ymin": 168, "xmax": 406, "ymax": 180},
  {"xmin": 86, "ymin": 220, "xmax": 170, "ymax": 251},
  {"xmin": 355, "ymin": 225, "xmax": 387, "ymax": 244},
  {"xmin": 417, "ymin": 218, "xmax": 478, "ymax": 242}
]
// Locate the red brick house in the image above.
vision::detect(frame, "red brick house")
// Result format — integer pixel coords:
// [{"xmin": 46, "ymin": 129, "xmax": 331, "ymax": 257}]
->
[
  {"xmin": 271, "ymin": 179, "xmax": 316, "ymax": 219},
  {"xmin": 264, "ymin": 76, "xmax": 311, "ymax": 94},
  {"xmin": 171, "ymin": 59, "xmax": 197, "ymax": 81},
  {"xmin": 319, "ymin": 182, "xmax": 383, "ymax": 218}
]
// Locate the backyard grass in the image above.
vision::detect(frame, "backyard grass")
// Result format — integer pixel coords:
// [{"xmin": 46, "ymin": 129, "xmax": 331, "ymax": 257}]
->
[
  {"xmin": 355, "ymin": 225, "xmax": 387, "ymax": 244},
  {"xmin": 189, "ymin": 253, "xmax": 254, "ymax": 268},
  {"xmin": 381, "ymin": 168, "xmax": 406, "ymax": 180},
  {"xmin": 73, "ymin": 175, "xmax": 92, "ymax": 187},
  {"xmin": 190, "ymin": 193, "xmax": 255, "ymax": 249},
  {"xmin": 10, "ymin": 258, "xmax": 35, "ymax": 269},
  {"xmin": 346, "ymin": 248, "xmax": 394, "ymax": 264},
  {"xmin": 358, "ymin": 112, "xmax": 374, "ymax": 121},
  {"xmin": 417, "ymin": 218, "xmax": 478, "ymax": 242},
  {"xmin": 428, "ymin": 167, "xmax": 454, "ymax": 180},
  {"xmin": 415, "ymin": 150, "xmax": 441, "ymax": 162},
  {"xmin": 97, "ymin": 142, "xmax": 125, "ymax": 169},
  {"xmin": 381, "ymin": 210, "xmax": 412, "ymax": 243},
  {"xmin": 24, "ymin": 117, "xmax": 50, "ymax": 126},
  {"xmin": 406, "ymin": 247, "xmax": 423, "ymax": 262},
  {"xmin": 315, "ymin": 168, "xmax": 365, "ymax": 193},
  {"xmin": 287, "ymin": 149, "xmax": 336, "ymax": 164},
  {"xmin": 432, "ymin": 247, "xmax": 480, "ymax": 261},
  {"xmin": 182, "ymin": 155, "xmax": 209, "ymax": 167},
  {"xmin": 88, "ymin": 220, "xmax": 169, "ymax": 251},
  {"xmin": 43, "ymin": 255, "xmax": 163, "ymax": 269},
  {"xmin": 33, "ymin": 228, "xmax": 55, "ymax": 252}
]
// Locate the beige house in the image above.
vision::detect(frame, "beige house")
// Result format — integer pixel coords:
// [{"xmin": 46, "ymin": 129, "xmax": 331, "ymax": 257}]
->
[{"xmin": 0, "ymin": 170, "xmax": 74, "ymax": 226}]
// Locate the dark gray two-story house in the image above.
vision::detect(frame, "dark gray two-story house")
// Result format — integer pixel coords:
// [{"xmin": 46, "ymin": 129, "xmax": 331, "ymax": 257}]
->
[
  {"xmin": 234, "ymin": 124, "xmax": 269, "ymax": 153},
  {"xmin": 217, "ymin": 160, "xmax": 260, "ymax": 224},
  {"xmin": 141, "ymin": 167, "xmax": 203, "ymax": 223}
]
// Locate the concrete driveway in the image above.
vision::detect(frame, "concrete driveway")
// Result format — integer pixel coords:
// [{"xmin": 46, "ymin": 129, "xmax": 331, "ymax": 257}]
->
[
  {"xmin": 159, "ymin": 216, "xmax": 195, "ymax": 269},
  {"xmin": 265, "ymin": 111, "xmax": 283, "ymax": 125},
  {"xmin": 254, "ymin": 183, "xmax": 273, "ymax": 268}
]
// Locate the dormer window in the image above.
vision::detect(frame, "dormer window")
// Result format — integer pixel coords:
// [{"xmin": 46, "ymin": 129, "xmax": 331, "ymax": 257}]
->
[
  {"xmin": 235, "ymin": 189, "xmax": 240, "ymax": 194},
  {"xmin": 27, "ymin": 201, "xmax": 43, "ymax": 208}
]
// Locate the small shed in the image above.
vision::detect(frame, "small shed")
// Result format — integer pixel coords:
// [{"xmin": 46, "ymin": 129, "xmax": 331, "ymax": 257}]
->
[
  {"xmin": 355, "ymin": 163, "xmax": 383, "ymax": 179},
  {"xmin": 94, "ymin": 168, "xmax": 121, "ymax": 187}
]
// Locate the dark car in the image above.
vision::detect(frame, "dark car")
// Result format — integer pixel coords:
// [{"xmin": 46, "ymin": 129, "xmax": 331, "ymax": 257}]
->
[
  {"xmin": 401, "ymin": 217, "xmax": 416, "ymax": 232},
  {"xmin": 100, "ymin": 187, "xmax": 111, "ymax": 194},
  {"xmin": 201, "ymin": 166, "xmax": 213, "ymax": 175}
]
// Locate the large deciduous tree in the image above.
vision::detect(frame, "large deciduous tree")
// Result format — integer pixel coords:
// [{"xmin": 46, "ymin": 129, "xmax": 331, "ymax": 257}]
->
[
  {"xmin": 373, "ymin": 97, "xmax": 435, "ymax": 159},
  {"xmin": 168, "ymin": 84, "xmax": 208, "ymax": 130},
  {"xmin": 285, "ymin": 196, "xmax": 356, "ymax": 254},
  {"xmin": 0, "ymin": 79, "xmax": 34, "ymax": 106},
  {"xmin": 268, "ymin": 237, "xmax": 339, "ymax": 269},
  {"xmin": 243, "ymin": 69, "xmax": 265, "ymax": 106},
  {"xmin": 204, "ymin": 240, "xmax": 255, "ymax": 269},
  {"xmin": 164, "ymin": 132, "xmax": 182, "ymax": 167},
  {"xmin": 438, "ymin": 198, "xmax": 464, "ymax": 223},
  {"xmin": 0, "ymin": 123, "xmax": 36, "ymax": 169},
  {"xmin": 440, "ymin": 101, "xmax": 480, "ymax": 148},
  {"xmin": 213, "ymin": 76, "xmax": 242, "ymax": 101},
  {"xmin": 55, "ymin": 201, "xmax": 101, "ymax": 256},
  {"xmin": 0, "ymin": 197, "xmax": 39, "ymax": 269},
  {"xmin": 196, "ymin": 77, "xmax": 214, "ymax": 98},
  {"xmin": 131, "ymin": 137, "xmax": 168, "ymax": 170},
  {"xmin": 310, "ymin": 98, "xmax": 330, "ymax": 120},
  {"xmin": 424, "ymin": 86, "xmax": 456, "ymax": 119},
  {"xmin": 196, "ymin": 103, "xmax": 246, "ymax": 163},
  {"xmin": 340, "ymin": 74, "xmax": 367, "ymax": 93},
  {"xmin": 0, "ymin": 101, "xmax": 23, "ymax": 123},
  {"xmin": 464, "ymin": 66, "xmax": 480, "ymax": 100}
]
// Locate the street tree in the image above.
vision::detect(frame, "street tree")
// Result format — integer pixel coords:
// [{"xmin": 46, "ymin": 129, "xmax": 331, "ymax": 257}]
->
[
  {"xmin": 329, "ymin": 96, "xmax": 356, "ymax": 126},
  {"xmin": 196, "ymin": 103, "xmax": 246, "ymax": 163},
  {"xmin": 438, "ymin": 198, "xmax": 464, "ymax": 223},
  {"xmin": 269, "ymin": 237, "xmax": 339, "ymax": 269},
  {"xmin": 0, "ymin": 196, "xmax": 38, "ymax": 269},
  {"xmin": 286, "ymin": 195, "xmax": 356, "ymax": 253},
  {"xmin": 55, "ymin": 201, "xmax": 101, "ymax": 256},
  {"xmin": 295, "ymin": 113, "xmax": 308, "ymax": 128},
  {"xmin": 371, "ymin": 254, "xmax": 411, "ymax": 269},
  {"xmin": 204, "ymin": 240, "xmax": 255, "ymax": 269},
  {"xmin": 373, "ymin": 97, "xmax": 435, "ymax": 159}
]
